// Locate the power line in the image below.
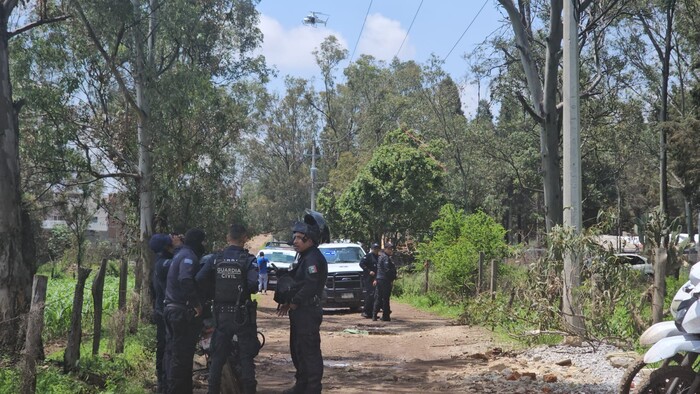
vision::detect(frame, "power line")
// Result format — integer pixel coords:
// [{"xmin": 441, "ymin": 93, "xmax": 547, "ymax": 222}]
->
[
  {"xmin": 349, "ymin": 0, "xmax": 373, "ymax": 64},
  {"xmin": 443, "ymin": 0, "xmax": 489, "ymax": 62},
  {"xmin": 395, "ymin": 0, "xmax": 424, "ymax": 59}
]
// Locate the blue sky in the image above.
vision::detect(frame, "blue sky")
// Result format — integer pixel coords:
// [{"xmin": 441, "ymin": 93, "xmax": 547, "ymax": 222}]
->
[{"xmin": 256, "ymin": 0, "xmax": 507, "ymax": 116}]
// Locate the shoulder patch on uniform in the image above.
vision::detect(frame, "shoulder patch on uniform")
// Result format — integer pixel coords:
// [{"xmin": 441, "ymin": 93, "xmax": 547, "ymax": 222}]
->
[
  {"xmin": 183, "ymin": 258, "xmax": 193, "ymax": 265},
  {"xmin": 308, "ymin": 265, "xmax": 318, "ymax": 274}
]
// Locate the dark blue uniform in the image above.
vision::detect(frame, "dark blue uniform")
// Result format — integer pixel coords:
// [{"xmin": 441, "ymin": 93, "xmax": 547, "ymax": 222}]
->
[
  {"xmin": 163, "ymin": 245, "xmax": 202, "ymax": 394},
  {"xmin": 153, "ymin": 249, "xmax": 174, "ymax": 392},
  {"xmin": 373, "ymin": 252, "xmax": 396, "ymax": 321},
  {"xmin": 359, "ymin": 252, "xmax": 378, "ymax": 317},
  {"xmin": 196, "ymin": 245, "xmax": 259, "ymax": 394},
  {"xmin": 288, "ymin": 246, "xmax": 328, "ymax": 394}
]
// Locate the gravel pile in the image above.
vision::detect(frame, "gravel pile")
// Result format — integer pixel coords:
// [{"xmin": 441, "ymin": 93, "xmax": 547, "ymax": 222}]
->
[{"xmin": 517, "ymin": 343, "xmax": 631, "ymax": 393}]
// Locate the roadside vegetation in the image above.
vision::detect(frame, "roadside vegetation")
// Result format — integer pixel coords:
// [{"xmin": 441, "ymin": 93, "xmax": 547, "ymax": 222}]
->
[
  {"xmin": 395, "ymin": 206, "xmax": 690, "ymax": 349},
  {"xmin": 0, "ymin": 254, "xmax": 155, "ymax": 394}
]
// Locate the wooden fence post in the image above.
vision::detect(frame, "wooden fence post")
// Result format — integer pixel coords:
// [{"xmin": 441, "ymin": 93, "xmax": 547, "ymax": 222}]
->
[
  {"xmin": 92, "ymin": 259, "xmax": 108, "ymax": 355},
  {"xmin": 130, "ymin": 257, "xmax": 142, "ymax": 334},
  {"xmin": 64, "ymin": 267, "xmax": 92, "ymax": 372},
  {"xmin": 490, "ymin": 259, "xmax": 497, "ymax": 300},
  {"xmin": 423, "ymin": 261, "xmax": 430, "ymax": 294},
  {"xmin": 477, "ymin": 252, "xmax": 484, "ymax": 294},
  {"xmin": 20, "ymin": 275, "xmax": 48, "ymax": 394},
  {"xmin": 116, "ymin": 259, "xmax": 128, "ymax": 353}
]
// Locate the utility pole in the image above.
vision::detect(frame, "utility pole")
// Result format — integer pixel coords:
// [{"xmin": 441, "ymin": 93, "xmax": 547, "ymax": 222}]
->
[
  {"xmin": 310, "ymin": 141, "xmax": 318, "ymax": 211},
  {"xmin": 562, "ymin": 0, "xmax": 584, "ymax": 334}
]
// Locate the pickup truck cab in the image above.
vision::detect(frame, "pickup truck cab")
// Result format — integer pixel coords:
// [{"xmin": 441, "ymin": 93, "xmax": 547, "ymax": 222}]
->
[
  {"xmin": 259, "ymin": 245, "xmax": 297, "ymax": 290},
  {"xmin": 318, "ymin": 242, "xmax": 365, "ymax": 311}
]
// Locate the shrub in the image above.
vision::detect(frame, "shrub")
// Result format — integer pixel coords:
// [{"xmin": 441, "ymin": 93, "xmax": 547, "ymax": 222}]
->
[{"xmin": 415, "ymin": 204, "xmax": 507, "ymax": 298}]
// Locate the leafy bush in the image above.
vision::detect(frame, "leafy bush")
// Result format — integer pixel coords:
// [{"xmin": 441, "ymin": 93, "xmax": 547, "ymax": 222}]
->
[{"xmin": 415, "ymin": 204, "xmax": 507, "ymax": 298}]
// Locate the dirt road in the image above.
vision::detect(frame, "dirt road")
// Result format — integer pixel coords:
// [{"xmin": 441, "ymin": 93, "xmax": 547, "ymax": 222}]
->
[
  {"xmin": 190, "ymin": 236, "xmax": 624, "ymax": 393},
  {"xmin": 247, "ymin": 294, "xmax": 623, "ymax": 394},
  {"xmin": 253, "ymin": 294, "xmax": 499, "ymax": 393}
]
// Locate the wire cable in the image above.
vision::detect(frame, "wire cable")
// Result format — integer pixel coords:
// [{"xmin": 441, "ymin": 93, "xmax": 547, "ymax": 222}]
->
[
  {"xmin": 349, "ymin": 0, "xmax": 373, "ymax": 64},
  {"xmin": 443, "ymin": 0, "xmax": 489, "ymax": 62},
  {"xmin": 395, "ymin": 0, "xmax": 424, "ymax": 59}
]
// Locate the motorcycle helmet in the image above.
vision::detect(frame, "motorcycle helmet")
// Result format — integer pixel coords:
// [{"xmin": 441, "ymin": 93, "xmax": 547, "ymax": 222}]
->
[{"xmin": 291, "ymin": 210, "xmax": 330, "ymax": 245}]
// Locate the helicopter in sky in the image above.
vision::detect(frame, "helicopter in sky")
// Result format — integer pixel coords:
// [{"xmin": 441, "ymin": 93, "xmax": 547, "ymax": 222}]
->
[{"xmin": 302, "ymin": 11, "xmax": 328, "ymax": 27}]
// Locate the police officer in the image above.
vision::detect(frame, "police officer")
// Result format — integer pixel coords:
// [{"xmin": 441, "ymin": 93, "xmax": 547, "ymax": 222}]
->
[
  {"xmin": 277, "ymin": 211, "xmax": 329, "ymax": 394},
  {"xmin": 163, "ymin": 228, "xmax": 206, "ymax": 394},
  {"xmin": 359, "ymin": 243, "xmax": 380, "ymax": 318},
  {"xmin": 149, "ymin": 233, "xmax": 182, "ymax": 393},
  {"xmin": 195, "ymin": 223, "xmax": 259, "ymax": 394},
  {"xmin": 373, "ymin": 242, "xmax": 397, "ymax": 322}
]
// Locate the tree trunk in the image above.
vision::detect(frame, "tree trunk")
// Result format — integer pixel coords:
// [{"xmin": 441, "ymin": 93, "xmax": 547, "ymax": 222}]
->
[
  {"xmin": 132, "ymin": 0, "xmax": 155, "ymax": 321},
  {"xmin": 19, "ymin": 275, "xmax": 48, "ymax": 394},
  {"xmin": 541, "ymin": 116, "xmax": 563, "ymax": 231},
  {"xmin": 0, "ymin": 17, "xmax": 32, "ymax": 353},
  {"xmin": 499, "ymin": 0, "xmax": 563, "ymax": 231},
  {"xmin": 64, "ymin": 267, "xmax": 92, "ymax": 372},
  {"xmin": 91, "ymin": 259, "xmax": 108, "ymax": 355},
  {"xmin": 652, "ymin": 247, "xmax": 668, "ymax": 323},
  {"xmin": 685, "ymin": 198, "xmax": 693, "ymax": 240}
]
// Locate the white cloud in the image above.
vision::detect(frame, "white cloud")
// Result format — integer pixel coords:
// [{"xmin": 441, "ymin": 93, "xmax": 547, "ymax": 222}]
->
[
  {"xmin": 357, "ymin": 13, "xmax": 416, "ymax": 61},
  {"xmin": 259, "ymin": 14, "xmax": 349, "ymax": 74}
]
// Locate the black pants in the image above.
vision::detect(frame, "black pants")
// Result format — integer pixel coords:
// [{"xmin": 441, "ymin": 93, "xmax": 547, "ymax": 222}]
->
[
  {"xmin": 362, "ymin": 277, "xmax": 375, "ymax": 314},
  {"xmin": 164, "ymin": 305, "xmax": 199, "ymax": 394},
  {"xmin": 373, "ymin": 279, "xmax": 393, "ymax": 319},
  {"xmin": 155, "ymin": 312, "xmax": 167, "ymax": 392},
  {"xmin": 208, "ymin": 312, "xmax": 259, "ymax": 394},
  {"xmin": 288, "ymin": 305, "xmax": 323, "ymax": 394}
]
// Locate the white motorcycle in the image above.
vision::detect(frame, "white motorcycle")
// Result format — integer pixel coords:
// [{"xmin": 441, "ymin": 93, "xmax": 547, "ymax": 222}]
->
[{"xmin": 619, "ymin": 263, "xmax": 700, "ymax": 393}]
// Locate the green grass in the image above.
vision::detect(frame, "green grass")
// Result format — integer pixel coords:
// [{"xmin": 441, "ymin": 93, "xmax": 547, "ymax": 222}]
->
[
  {"xmin": 0, "ymin": 325, "xmax": 156, "ymax": 394},
  {"xmin": 395, "ymin": 292, "xmax": 464, "ymax": 319},
  {"xmin": 44, "ymin": 272, "xmax": 134, "ymax": 341}
]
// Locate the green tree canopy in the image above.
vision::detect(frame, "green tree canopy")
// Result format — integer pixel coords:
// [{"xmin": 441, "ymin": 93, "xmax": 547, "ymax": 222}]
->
[{"xmin": 325, "ymin": 127, "xmax": 445, "ymax": 244}]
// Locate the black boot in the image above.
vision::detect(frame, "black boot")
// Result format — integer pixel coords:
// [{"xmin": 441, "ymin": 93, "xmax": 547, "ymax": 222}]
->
[{"xmin": 282, "ymin": 385, "xmax": 304, "ymax": 394}]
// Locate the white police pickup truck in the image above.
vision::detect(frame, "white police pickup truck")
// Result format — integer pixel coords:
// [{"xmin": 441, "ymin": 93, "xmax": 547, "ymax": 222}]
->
[{"xmin": 318, "ymin": 242, "xmax": 366, "ymax": 311}]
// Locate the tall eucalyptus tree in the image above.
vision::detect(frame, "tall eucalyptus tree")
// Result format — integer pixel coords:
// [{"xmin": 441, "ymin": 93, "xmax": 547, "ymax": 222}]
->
[{"xmin": 0, "ymin": 0, "xmax": 69, "ymax": 352}]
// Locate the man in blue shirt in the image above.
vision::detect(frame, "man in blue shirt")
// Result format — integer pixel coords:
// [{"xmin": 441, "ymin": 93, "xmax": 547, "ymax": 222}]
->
[{"xmin": 257, "ymin": 251, "xmax": 269, "ymax": 294}]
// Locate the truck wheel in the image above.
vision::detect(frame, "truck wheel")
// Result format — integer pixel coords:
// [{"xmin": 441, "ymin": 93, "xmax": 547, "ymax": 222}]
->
[{"xmin": 349, "ymin": 306, "xmax": 361, "ymax": 313}]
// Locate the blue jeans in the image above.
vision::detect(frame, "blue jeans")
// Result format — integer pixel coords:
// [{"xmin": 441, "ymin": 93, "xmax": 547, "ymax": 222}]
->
[{"xmin": 258, "ymin": 273, "xmax": 268, "ymax": 292}]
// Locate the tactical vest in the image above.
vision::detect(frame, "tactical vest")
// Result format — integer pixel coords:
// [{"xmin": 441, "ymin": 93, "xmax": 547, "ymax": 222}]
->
[{"xmin": 214, "ymin": 252, "xmax": 248, "ymax": 305}]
